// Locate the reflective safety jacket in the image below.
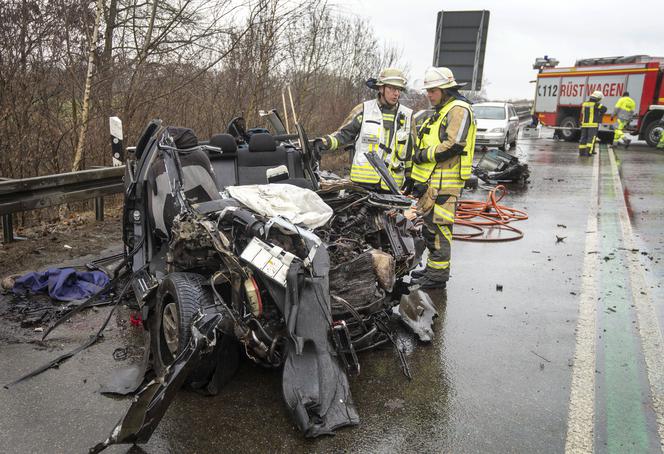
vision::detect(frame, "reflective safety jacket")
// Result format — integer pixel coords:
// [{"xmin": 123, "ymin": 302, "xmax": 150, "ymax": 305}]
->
[
  {"xmin": 614, "ymin": 96, "xmax": 636, "ymax": 121},
  {"xmin": 581, "ymin": 100, "xmax": 607, "ymax": 127},
  {"xmin": 349, "ymin": 100, "xmax": 413, "ymax": 187},
  {"xmin": 412, "ymin": 98, "xmax": 476, "ymax": 189}
]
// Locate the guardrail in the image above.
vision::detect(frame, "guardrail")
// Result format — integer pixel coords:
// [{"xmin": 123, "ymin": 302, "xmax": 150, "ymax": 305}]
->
[
  {"xmin": 0, "ymin": 166, "xmax": 125, "ymax": 243},
  {"xmin": 514, "ymin": 103, "xmax": 533, "ymax": 120}
]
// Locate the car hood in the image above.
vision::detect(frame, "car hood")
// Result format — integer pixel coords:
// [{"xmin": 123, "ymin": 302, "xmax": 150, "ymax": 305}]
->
[{"xmin": 476, "ymin": 118, "xmax": 508, "ymax": 130}]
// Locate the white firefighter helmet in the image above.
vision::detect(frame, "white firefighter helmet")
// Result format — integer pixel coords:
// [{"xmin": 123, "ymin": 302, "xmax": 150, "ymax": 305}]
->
[
  {"xmin": 422, "ymin": 67, "xmax": 464, "ymax": 90},
  {"xmin": 376, "ymin": 68, "xmax": 407, "ymax": 90},
  {"xmin": 590, "ymin": 90, "xmax": 604, "ymax": 100}
]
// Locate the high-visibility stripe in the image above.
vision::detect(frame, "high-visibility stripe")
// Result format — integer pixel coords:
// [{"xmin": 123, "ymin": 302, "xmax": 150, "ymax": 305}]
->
[
  {"xmin": 538, "ymin": 68, "xmax": 658, "ymax": 78},
  {"xmin": 427, "ymin": 258, "xmax": 449, "ymax": 270},
  {"xmin": 658, "ymin": 98, "xmax": 664, "ymax": 103},
  {"xmin": 437, "ymin": 225, "xmax": 453, "ymax": 243},
  {"xmin": 434, "ymin": 204, "xmax": 455, "ymax": 223}
]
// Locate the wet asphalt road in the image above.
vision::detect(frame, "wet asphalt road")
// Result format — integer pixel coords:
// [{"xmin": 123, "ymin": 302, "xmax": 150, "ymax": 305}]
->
[{"xmin": 1, "ymin": 133, "xmax": 663, "ymax": 454}]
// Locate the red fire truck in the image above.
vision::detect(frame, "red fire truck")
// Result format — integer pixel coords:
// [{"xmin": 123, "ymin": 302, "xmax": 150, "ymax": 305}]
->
[{"xmin": 533, "ymin": 55, "xmax": 664, "ymax": 147}]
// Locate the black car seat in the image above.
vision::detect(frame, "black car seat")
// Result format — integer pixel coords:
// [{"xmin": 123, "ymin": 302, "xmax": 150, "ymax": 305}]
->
[
  {"xmin": 208, "ymin": 133, "xmax": 238, "ymax": 190},
  {"xmin": 237, "ymin": 133, "xmax": 290, "ymax": 185},
  {"xmin": 146, "ymin": 138, "xmax": 220, "ymax": 239}
]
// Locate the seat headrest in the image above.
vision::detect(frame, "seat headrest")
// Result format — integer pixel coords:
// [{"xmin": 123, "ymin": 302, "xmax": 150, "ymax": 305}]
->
[
  {"xmin": 209, "ymin": 133, "xmax": 238, "ymax": 154},
  {"xmin": 248, "ymin": 133, "xmax": 276, "ymax": 152}
]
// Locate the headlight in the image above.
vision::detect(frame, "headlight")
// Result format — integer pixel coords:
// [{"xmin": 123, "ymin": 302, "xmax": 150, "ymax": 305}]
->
[{"xmin": 490, "ymin": 127, "xmax": 505, "ymax": 133}]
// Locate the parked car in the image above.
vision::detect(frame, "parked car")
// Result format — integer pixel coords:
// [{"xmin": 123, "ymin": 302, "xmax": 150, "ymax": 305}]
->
[{"xmin": 473, "ymin": 102, "xmax": 520, "ymax": 150}]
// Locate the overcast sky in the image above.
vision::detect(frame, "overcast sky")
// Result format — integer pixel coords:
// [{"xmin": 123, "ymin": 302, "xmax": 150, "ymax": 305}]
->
[{"xmin": 332, "ymin": 0, "xmax": 663, "ymax": 100}]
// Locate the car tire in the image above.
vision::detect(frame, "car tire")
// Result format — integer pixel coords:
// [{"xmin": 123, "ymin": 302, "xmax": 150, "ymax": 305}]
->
[
  {"xmin": 643, "ymin": 120, "xmax": 664, "ymax": 148},
  {"xmin": 510, "ymin": 130, "xmax": 518, "ymax": 148},
  {"xmin": 559, "ymin": 116, "xmax": 580, "ymax": 142},
  {"xmin": 150, "ymin": 272, "xmax": 212, "ymax": 379},
  {"xmin": 499, "ymin": 134, "xmax": 509, "ymax": 151}
]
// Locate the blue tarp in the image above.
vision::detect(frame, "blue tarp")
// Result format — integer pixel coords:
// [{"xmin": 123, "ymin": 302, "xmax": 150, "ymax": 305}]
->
[{"xmin": 12, "ymin": 268, "xmax": 110, "ymax": 302}]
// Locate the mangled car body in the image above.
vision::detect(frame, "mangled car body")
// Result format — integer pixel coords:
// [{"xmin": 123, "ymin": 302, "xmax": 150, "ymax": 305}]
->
[{"xmin": 91, "ymin": 114, "xmax": 428, "ymax": 451}]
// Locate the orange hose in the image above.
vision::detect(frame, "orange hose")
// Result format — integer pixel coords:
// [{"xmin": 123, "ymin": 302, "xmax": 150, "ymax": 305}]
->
[{"xmin": 453, "ymin": 185, "xmax": 528, "ymax": 242}]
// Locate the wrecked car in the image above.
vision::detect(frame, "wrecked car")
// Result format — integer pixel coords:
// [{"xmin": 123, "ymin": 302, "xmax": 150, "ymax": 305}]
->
[{"xmin": 90, "ymin": 112, "xmax": 428, "ymax": 451}]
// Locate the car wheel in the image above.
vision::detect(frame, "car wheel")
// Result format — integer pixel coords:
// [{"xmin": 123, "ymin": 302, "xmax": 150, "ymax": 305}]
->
[
  {"xmin": 643, "ymin": 120, "xmax": 664, "ymax": 148},
  {"xmin": 510, "ymin": 130, "xmax": 518, "ymax": 148},
  {"xmin": 499, "ymin": 134, "xmax": 509, "ymax": 151},
  {"xmin": 151, "ymin": 272, "xmax": 212, "ymax": 379},
  {"xmin": 559, "ymin": 116, "xmax": 580, "ymax": 142}
]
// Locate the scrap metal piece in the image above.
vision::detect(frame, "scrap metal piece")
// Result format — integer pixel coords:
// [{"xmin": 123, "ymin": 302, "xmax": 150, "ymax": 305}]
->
[
  {"xmin": 474, "ymin": 149, "xmax": 530, "ymax": 185},
  {"xmin": 90, "ymin": 311, "xmax": 223, "ymax": 453},
  {"xmin": 364, "ymin": 151, "xmax": 401, "ymax": 195},
  {"xmin": 392, "ymin": 290, "xmax": 438, "ymax": 342},
  {"xmin": 370, "ymin": 249, "xmax": 396, "ymax": 292}
]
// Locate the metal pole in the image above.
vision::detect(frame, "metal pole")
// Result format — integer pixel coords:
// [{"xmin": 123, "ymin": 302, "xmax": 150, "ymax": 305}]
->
[
  {"xmin": 95, "ymin": 196, "xmax": 105, "ymax": 221},
  {"xmin": 470, "ymin": 11, "xmax": 486, "ymax": 97},
  {"xmin": 2, "ymin": 214, "xmax": 14, "ymax": 243}
]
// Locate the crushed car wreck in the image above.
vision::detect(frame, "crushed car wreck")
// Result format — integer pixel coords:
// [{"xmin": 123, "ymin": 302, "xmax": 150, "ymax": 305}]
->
[{"xmin": 83, "ymin": 113, "xmax": 434, "ymax": 451}]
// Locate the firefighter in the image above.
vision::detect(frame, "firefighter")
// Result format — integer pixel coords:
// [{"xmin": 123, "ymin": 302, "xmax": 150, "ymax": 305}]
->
[
  {"xmin": 613, "ymin": 91, "xmax": 636, "ymax": 148},
  {"xmin": 317, "ymin": 68, "xmax": 414, "ymax": 192},
  {"xmin": 409, "ymin": 67, "xmax": 476, "ymax": 289},
  {"xmin": 579, "ymin": 91, "xmax": 607, "ymax": 156}
]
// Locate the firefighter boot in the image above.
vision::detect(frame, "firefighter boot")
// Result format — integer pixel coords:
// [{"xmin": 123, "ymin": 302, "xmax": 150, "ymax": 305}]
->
[{"xmin": 410, "ymin": 268, "xmax": 427, "ymax": 280}]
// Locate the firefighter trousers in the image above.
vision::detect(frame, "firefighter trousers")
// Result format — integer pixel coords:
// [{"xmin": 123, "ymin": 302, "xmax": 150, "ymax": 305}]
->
[
  {"xmin": 579, "ymin": 127, "xmax": 598, "ymax": 156},
  {"xmin": 422, "ymin": 210, "xmax": 453, "ymax": 282},
  {"xmin": 613, "ymin": 119, "xmax": 627, "ymax": 142}
]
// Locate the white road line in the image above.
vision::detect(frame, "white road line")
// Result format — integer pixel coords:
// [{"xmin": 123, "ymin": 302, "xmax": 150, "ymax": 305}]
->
[
  {"xmin": 565, "ymin": 151, "xmax": 600, "ymax": 454},
  {"xmin": 608, "ymin": 147, "xmax": 664, "ymax": 450}
]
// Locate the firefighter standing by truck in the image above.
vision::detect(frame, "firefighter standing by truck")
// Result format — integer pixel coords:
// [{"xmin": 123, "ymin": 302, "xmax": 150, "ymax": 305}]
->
[
  {"xmin": 318, "ymin": 68, "xmax": 414, "ymax": 192},
  {"xmin": 613, "ymin": 91, "xmax": 636, "ymax": 147},
  {"xmin": 408, "ymin": 67, "xmax": 476, "ymax": 290},
  {"xmin": 579, "ymin": 91, "xmax": 607, "ymax": 156}
]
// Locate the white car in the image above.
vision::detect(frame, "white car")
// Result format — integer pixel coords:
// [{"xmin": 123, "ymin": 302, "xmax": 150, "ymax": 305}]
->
[{"xmin": 472, "ymin": 102, "xmax": 520, "ymax": 150}]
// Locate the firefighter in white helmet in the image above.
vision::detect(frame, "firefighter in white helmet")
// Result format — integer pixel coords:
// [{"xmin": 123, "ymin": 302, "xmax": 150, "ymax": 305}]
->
[
  {"xmin": 317, "ymin": 68, "xmax": 414, "ymax": 192},
  {"xmin": 579, "ymin": 90, "xmax": 607, "ymax": 156},
  {"xmin": 409, "ymin": 67, "xmax": 476, "ymax": 289}
]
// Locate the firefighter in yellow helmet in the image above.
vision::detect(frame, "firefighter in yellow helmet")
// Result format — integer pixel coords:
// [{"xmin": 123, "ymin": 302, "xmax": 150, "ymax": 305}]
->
[
  {"xmin": 579, "ymin": 90, "xmax": 607, "ymax": 156},
  {"xmin": 612, "ymin": 91, "xmax": 636, "ymax": 148},
  {"xmin": 317, "ymin": 68, "xmax": 414, "ymax": 192},
  {"xmin": 409, "ymin": 67, "xmax": 476, "ymax": 289}
]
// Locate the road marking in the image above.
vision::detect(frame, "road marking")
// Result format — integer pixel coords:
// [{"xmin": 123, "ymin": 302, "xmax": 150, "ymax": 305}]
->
[
  {"xmin": 608, "ymin": 147, "xmax": 664, "ymax": 450},
  {"xmin": 565, "ymin": 150, "xmax": 600, "ymax": 454}
]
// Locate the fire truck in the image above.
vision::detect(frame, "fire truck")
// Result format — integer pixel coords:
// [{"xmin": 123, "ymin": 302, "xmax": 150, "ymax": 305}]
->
[{"xmin": 533, "ymin": 55, "xmax": 664, "ymax": 147}]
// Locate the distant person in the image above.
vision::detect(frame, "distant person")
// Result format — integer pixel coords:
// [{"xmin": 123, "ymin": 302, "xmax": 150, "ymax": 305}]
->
[
  {"xmin": 613, "ymin": 91, "xmax": 636, "ymax": 148},
  {"xmin": 316, "ymin": 68, "xmax": 414, "ymax": 192},
  {"xmin": 579, "ymin": 91, "xmax": 607, "ymax": 156},
  {"xmin": 529, "ymin": 113, "xmax": 539, "ymax": 128},
  {"xmin": 408, "ymin": 67, "xmax": 476, "ymax": 289}
]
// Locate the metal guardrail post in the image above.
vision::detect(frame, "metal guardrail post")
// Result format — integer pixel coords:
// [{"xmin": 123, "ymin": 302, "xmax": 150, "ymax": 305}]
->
[
  {"xmin": 2, "ymin": 213, "xmax": 13, "ymax": 243},
  {"xmin": 94, "ymin": 196, "xmax": 105, "ymax": 221}
]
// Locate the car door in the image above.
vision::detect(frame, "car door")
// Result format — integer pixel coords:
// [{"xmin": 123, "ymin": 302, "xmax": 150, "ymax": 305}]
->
[{"xmin": 507, "ymin": 105, "xmax": 518, "ymax": 140}]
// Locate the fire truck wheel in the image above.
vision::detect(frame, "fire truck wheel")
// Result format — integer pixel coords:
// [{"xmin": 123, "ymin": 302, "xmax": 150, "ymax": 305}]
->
[
  {"xmin": 643, "ymin": 120, "xmax": 663, "ymax": 148},
  {"xmin": 559, "ymin": 116, "xmax": 580, "ymax": 142}
]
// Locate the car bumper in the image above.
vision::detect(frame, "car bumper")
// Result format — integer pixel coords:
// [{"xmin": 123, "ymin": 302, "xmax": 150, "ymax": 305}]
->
[{"xmin": 475, "ymin": 133, "xmax": 505, "ymax": 147}]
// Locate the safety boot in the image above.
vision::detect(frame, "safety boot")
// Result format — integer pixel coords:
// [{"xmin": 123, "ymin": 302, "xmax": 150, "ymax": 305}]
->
[{"xmin": 409, "ymin": 268, "xmax": 426, "ymax": 279}]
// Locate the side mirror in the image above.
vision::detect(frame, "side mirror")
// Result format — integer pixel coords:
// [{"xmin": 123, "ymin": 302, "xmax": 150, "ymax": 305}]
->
[
  {"xmin": 510, "ymin": 116, "xmax": 519, "ymax": 121},
  {"xmin": 109, "ymin": 116, "xmax": 124, "ymax": 166}
]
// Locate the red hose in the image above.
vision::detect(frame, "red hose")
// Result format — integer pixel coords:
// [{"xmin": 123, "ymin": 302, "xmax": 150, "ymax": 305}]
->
[{"xmin": 453, "ymin": 185, "xmax": 528, "ymax": 242}]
